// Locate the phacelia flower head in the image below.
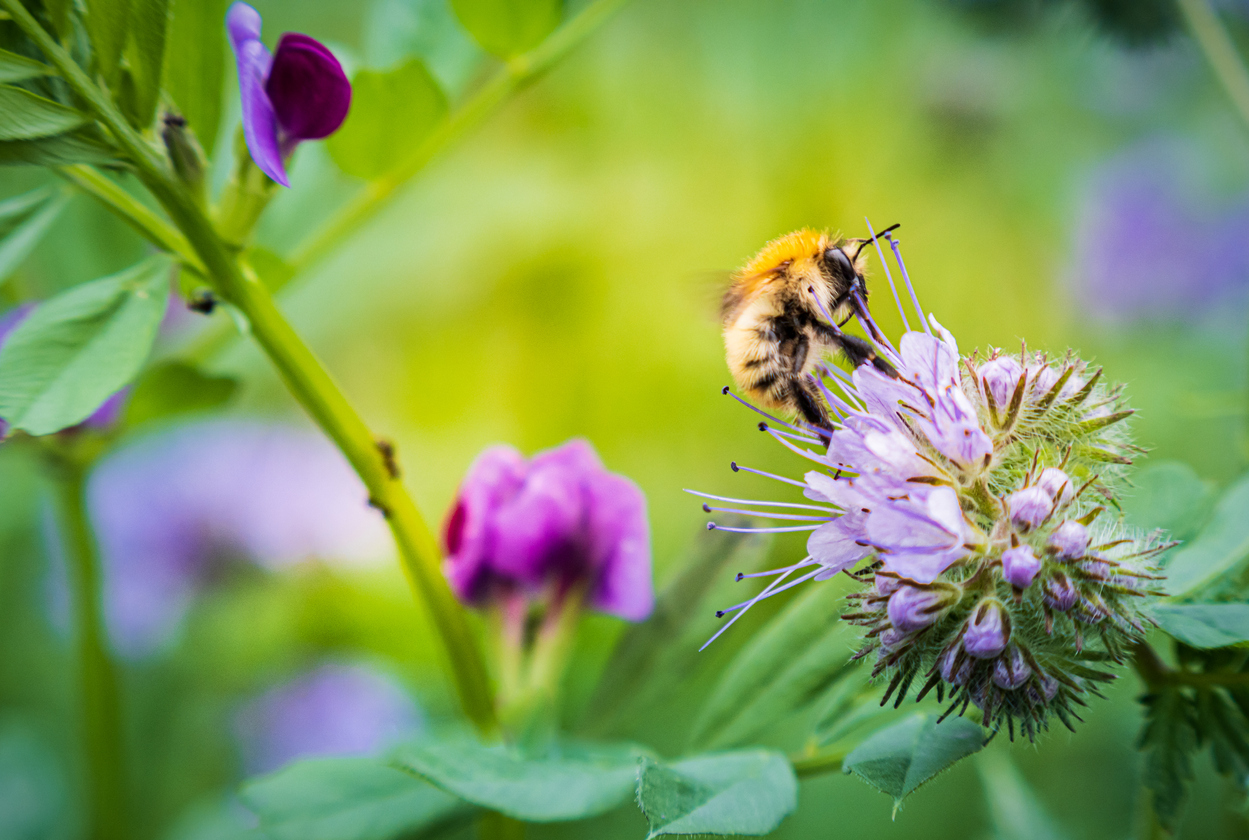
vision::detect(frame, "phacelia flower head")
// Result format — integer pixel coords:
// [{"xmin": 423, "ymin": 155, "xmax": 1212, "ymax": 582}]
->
[
  {"xmin": 695, "ymin": 225, "xmax": 1169, "ymax": 739},
  {"xmin": 442, "ymin": 439, "xmax": 653, "ymax": 621},
  {"xmin": 227, "ymin": 3, "xmax": 351, "ymax": 187}
]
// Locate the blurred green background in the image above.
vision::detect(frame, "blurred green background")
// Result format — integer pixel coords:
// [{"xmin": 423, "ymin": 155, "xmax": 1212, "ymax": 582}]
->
[{"xmin": 2, "ymin": 0, "xmax": 1249, "ymax": 837}]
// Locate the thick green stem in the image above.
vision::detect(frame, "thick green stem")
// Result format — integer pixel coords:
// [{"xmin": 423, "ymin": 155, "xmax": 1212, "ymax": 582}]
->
[
  {"xmin": 54, "ymin": 461, "xmax": 128, "ymax": 840},
  {"xmin": 1131, "ymin": 641, "xmax": 1249, "ymax": 690},
  {"xmin": 0, "ymin": 0, "xmax": 497, "ymax": 733},
  {"xmin": 1178, "ymin": 0, "xmax": 1249, "ymax": 133},
  {"xmin": 285, "ymin": 0, "xmax": 629, "ymax": 274}
]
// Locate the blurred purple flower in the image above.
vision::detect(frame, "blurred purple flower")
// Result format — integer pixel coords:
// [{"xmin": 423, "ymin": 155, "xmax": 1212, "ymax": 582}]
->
[
  {"xmin": 233, "ymin": 662, "xmax": 420, "ymax": 774},
  {"xmin": 84, "ymin": 419, "xmax": 391, "ymax": 656},
  {"xmin": 442, "ymin": 439, "xmax": 653, "ymax": 621},
  {"xmin": 227, "ymin": 2, "xmax": 351, "ymax": 187},
  {"xmin": 1070, "ymin": 137, "xmax": 1249, "ymax": 322}
]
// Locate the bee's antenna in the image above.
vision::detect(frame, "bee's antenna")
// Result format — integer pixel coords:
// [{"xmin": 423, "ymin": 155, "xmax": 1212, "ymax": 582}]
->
[{"xmin": 850, "ymin": 222, "xmax": 901, "ymax": 261}]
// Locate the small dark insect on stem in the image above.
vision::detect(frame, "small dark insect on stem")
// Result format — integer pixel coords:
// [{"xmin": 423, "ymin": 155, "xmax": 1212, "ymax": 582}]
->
[{"xmin": 377, "ymin": 438, "xmax": 401, "ymax": 479}]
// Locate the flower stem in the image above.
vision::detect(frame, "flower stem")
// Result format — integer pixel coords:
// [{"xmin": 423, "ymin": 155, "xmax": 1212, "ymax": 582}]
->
[
  {"xmin": 789, "ymin": 747, "xmax": 847, "ymax": 779},
  {"xmin": 0, "ymin": 0, "xmax": 498, "ymax": 734},
  {"xmin": 55, "ymin": 164, "xmax": 204, "ymax": 273},
  {"xmin": 1177, "ymin": 0, "xmax": 1249, "ymax": 133},
  {"xmin": 285, "ymin": 0, "xmax": 630, "ymax": 275},
  {"xmin": 52, "ymin": 459, "xmax": 128, "ymax": 840},
  {"xmin": 1131, "ymin": 640, "xmax": 1249, "ymax": 689}
]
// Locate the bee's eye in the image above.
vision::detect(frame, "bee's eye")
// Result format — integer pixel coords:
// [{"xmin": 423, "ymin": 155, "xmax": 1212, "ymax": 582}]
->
[{"xmin": 824, "ymin": 247, "xmax": 855, "ymax": 276}]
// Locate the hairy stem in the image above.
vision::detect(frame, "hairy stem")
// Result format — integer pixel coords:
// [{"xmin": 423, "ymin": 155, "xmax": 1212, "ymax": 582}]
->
[
  {"xmin": 53, "ymin": 460, "xmax": 128, "ymax": 840},
  {"xmin": 1177, "ymin": 0, "xmax": 1249, "ymax": 132},
  {"xmin": 0, "ymin": 0, "xmax": 497, "ymax": 733}
]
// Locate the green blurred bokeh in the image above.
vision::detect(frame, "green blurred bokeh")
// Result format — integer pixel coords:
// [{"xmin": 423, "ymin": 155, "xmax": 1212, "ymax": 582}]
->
[{"xmin": 3, "ymin": 0, "xmax": 1249, "ymax": 837}]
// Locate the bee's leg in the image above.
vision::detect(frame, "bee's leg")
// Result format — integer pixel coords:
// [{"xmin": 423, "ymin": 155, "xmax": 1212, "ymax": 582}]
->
[
  {"xmin": 833, "ymin": 334, "xmax": 898, "ymax": 379},
  {"xmin": 787, "ymin": 379, "xmax": 832, "ymax": 445}
]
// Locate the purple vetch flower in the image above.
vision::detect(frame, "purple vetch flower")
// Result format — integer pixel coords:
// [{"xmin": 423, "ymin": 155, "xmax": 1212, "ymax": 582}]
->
[
  {"xmin": 442, "ymin": 438, "xmax": 653, "ymax": 621},
  {"xmin": 1006, "ymin": 486, "xmax": 1053, "ymax": 530},
  {"xmin": 233, "ymin": 662, "xmax": 420, "ymax": 774},
  {"xmin": 1049, "ymin": 520, "xmax": 1090, "ymax": 560},
  {"xmin": 1001, "ymin": 544, "xmax": 1042, "ymax": 589},
  {"xmin": 78, "ymin": 419, "xmax": 391, "ymax": 656},
  {"xmin": 963, "ymin": 600, "xmax": 1010, "ymax": 659},
  {"xmin": 227, "ymin": 3, "xmax": 351, "ymax": 187},
  {"xmin": 692, "ymin": 224, "xmax": 1168, "ymax": 737}
]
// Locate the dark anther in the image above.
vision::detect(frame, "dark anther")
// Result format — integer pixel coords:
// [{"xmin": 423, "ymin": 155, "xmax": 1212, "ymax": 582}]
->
[
  {"xmin": 187, "ymin": 292, "xmax": 217, "ymax": 314},
  {"xmin": 706, "ymin": 522, "xmax": 716, "ymax": 530},
  {"xmin": 715, "ymin": 610, "xmax": 725, "ymax": 618},
  {"xmin": 758, "ymin": 421, "xmax": 768, "ymax": 431},
  {"xmin": 702, "ymin": 503, "xmax": 711, "ymax": 512},
  {"xmin": 376, "ymin": 438, "xmax": 400, "ymax": 479},
  {"xmin": 722, "ymin": 385, "xmax": 731, "ymax": 395},
  {"xmin": 730, "ymin": 462, "xmax": 740, "ymax": 472},
  {"xmin": 735, "ymin": 572, "xmax": 744, "ymax": 581}
]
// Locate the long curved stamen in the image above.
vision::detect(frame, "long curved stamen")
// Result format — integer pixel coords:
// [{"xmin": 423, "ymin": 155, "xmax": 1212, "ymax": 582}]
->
[
  {"xmin": 682, "ymin": 489, "xmax": 837, "ymax": 511},
  {"xmin": 714, "ymin": 568, "xmax": 822, "ymax": 615},
  {"xmin": 887, "ymin": 234, "xmax": 930, "ymax": 335},
  {"xmin": 760, "ymin": 422, "xmax": 824, "ymax": 445},
  {"xmin": 866, "ymin": 216, "xmax": 911, "ymax": 332},
  {"xmin": 706, "ymin": 522, "xmax": 820, "ymax": 534},
  {"xmin": 702, "ymin": 504, "xmax": 830, "ymax": 521},
  {"xmin": 722, "ymin": 387, "xmax": 819, "ymax": 436},
  {"xmin": 700, "ymin": 559, "xmax": 818, "ymax": 651},
  {"xmin": 729, "ymin": 462, "xmax": 809, "ymax": 488}
]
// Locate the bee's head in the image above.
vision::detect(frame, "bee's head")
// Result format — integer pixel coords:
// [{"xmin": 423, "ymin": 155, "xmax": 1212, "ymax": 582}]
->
[{"xmin": 822, "ymin": 245, "xmax": 864, "ymax": 297}]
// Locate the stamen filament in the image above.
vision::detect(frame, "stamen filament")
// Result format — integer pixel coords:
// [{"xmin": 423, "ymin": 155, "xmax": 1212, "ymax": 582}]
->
[
  {"xmin": 866, "ymin": 216, "xmax": 911, "ymax": 332},
  {"xmin": 730, "ymin": 462, "xmax": 808, "ymax": 488},
  {"xmin": 703, "ymin": 504, "xmax": 830, "ymax": 521},
  {"xmin": 682, "ymin": 489, "xmax": 837, "ymax": 511},
  {"xmin": 887, "ymin": 234, "xmax": 930, "ymax": 335},
  {"xmin": 700, "ymin": 559, "xmax": 818, "ymax": 651},
  {"xmin": 707, "ymin": 523, "xmax": 821, "ymax": 534},
  {"xmin": 723, "ymin": 387, "xmax": 818, "ymax": 436}
]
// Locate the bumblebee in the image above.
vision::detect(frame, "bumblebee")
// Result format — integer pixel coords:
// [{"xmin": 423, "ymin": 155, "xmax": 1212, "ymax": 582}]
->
[{"xmin": 721, "ymin": 227, "xmax": 897, "ymax": 431}]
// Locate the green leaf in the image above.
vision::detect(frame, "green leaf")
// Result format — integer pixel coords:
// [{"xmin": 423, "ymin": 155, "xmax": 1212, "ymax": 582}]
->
[
  {"xmin": 163, "ymin": 0, "xmax": 227, "ymax": 155},
  {"xmin": 396, "ymin": 736, "xmax": 645, "ymax": 821},
  {"xmin": 449, "ymin": 0, "xmax": 562, "ymax": 58},
  {"xmin": 240, "ymin": 757, "xmax": 470, "ymax": 840},
  {"xmin": 364, "ymin": 0, "xmax": 484, "ymax": 97},
  {"xmin": 0, "ymin": 87, "xmax": 88, "ymax": 141},
  {"xmin": 841, "ymin": 712, "xmax": 985, "ymax": 811},
  {"xmin": 583, "ymin": 528, "xmax": 772, "ymax": 733},
  {"xmin": 975, "ymin": 751, "xmax": 1070, "ymax": 840},
  {"xmin": 0, "ymin": 186, "xmax": 54, "ymax": 225},
  {"xmin": 0, "ymin": 190, "xmax": 70, "ymax": 283},
  {"xmin": 122, "ymin": 0, "xmax": 171, "ymax": 128},
  {"xmin": 1123, "ymin": 460, "xmax": 1212, "ymax": 543},
  {"xmin": 1149, "ymin": 603, "xmax": 1249, "ymax": 649},
  {"xmin": 123, "ymin": 361, "xmax": 238, "ymax": 428},
  {"xmin": 0, "ymin": 132, "xmax": 119, "ymax": 167},
  {"xmin": 0, "ymin": 257, "xmax": 171, "ymax": 435},
  {"xmin": 636, "ymin": 751, "xmax": 797, "ymax": 838},
  {"xmin": 0, "ymin": 49, "xmax": 52, "ymax": 83},
  {"xmin": 85, "ymin": 0, "xmax": 134, "ymax": 82},
  {"xmin": 692, "ymin": 580, "xmax": 847, "ymax": 748},
  {"xmin": 1164, "ymin": 473, "xmax": 1249, "ymax": 597},
  {"xmin": 1138, "ymin": 687, "xmax": 1198, "ymax": 832},
  {"xmin": 327, "ymin": 60, "xmax": 448, "ymax": 181},
  {"xmin": 1194, "ymin": 687, "xmax": 1249, "ymax": 782}
]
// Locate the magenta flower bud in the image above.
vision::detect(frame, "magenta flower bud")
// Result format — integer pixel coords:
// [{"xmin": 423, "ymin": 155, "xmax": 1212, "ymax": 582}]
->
[
  {"xmin": 1043, "ymin": 572, "xmax": 1078, "ymax": 611},
  {"xmin": 1006, "ymin": 486, "xmax": 1053, "ymax": 529},
  {"xmin": 962, "ymin": 599, "xmax": 1010, "ymax": 659},
  {"xmin": 442, "ymin": 439, "xmax": 653, "ymax": 621},
  {"xmin": 227, "ymin": 3, "xmax": 351, "ymax": 187},
  {"xmin": 878, "ymin": 628, "xmax": 907, "ymax": 651},
  {"xmin": 992, "ymin": 647, "xmax": 1031, "ymax": 689},
  {"xmin": 1001, "ymin": 544, "xmax": 1041, "ymax": 589},
  {"xmin": 886, "ymin": 584, "xmax": 956, "ymax": 633},
  {"xmin": 874, "ymin": 574, "xmax": 901, "ymax": 597},
  {"xmin": 1048, "ymin": 520, "xmax": 1089, "ymax": 559},
  {"xmin": 978, "ymin": 355, "xmax": 1024, "ymax": 408},
  {"xmin": 1036, "ymin": 467, "xmax": 1074, "ymax": 506},
  {"xmin": 1026, "ymin": 673, "xmax": 1060, "ymax": 705},
  {"xmin": 1079, "ymin": 558, "xmax": 1111, "ymax": 581}
]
